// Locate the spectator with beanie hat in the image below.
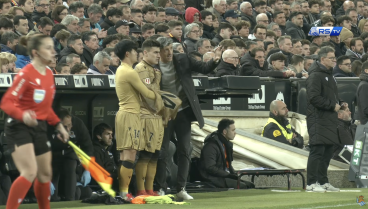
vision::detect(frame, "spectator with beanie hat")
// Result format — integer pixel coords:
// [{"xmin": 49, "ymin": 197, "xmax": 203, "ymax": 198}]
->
[{"xmin": 339, "ymin": 27, "xmax": 354, "ymax": 49}]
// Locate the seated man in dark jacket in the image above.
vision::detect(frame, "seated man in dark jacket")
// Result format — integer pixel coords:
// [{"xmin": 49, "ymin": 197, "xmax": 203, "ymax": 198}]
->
[
  {"xmin": 199, "ymin": 119, "xmax": 255, "ymax": 189},
  {"xmin": 262, "ymin": 100, "xmax": 304, "ymax": 148},
  {"xmin": 215, "ymin": 49, "xmax": 239, "ymax": 76},
  {"xmin": 333, "ymin": 55, "xmax": 356, "ymax": 77},
  {"xmin": 333, "ymin": 104, "xmax": 356, "ymax": 163},
  {"xmin": 240, "ymin": 47, "xmax": 295, "ymax": 78},
  {"xmin": 92, "ymin": 123, "xmax": 119, "ymax": 191},
  {"xmin": 49, "ymin": 108, "xmax": 94, "ymax": 201}
]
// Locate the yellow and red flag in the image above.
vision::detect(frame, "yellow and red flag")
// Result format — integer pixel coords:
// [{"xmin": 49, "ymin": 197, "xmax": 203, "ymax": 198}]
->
[{"xmin": 68, "ymin": 141, "xmax": 116, "ymax": 197}]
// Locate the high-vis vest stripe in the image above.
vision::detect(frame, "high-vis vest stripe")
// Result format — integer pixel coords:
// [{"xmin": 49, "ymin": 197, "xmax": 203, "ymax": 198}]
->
[{"xmin": 261, "ymin": 118, "xmax": 293, "ymax": 142}]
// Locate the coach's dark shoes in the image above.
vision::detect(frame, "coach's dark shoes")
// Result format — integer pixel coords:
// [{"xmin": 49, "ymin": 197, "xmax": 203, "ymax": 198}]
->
[
  {"xmin": 321, "ymin": 183, "xmax": 340, "ymax": 192},
  {"xmin": 306, "ymin": 183, "xmax": 326, "ymax": 192}
]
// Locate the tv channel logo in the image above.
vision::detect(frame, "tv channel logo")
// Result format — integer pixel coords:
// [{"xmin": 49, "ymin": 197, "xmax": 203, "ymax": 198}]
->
[{"xmin": 308, "ymin": 27, "xmax": 342, "ymax": 36}]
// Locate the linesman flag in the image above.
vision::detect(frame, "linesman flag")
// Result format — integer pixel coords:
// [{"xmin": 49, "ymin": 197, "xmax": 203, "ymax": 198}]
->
[{"xmin": 68, "ymin": 141, "xmax": 116, "ymax": 197}]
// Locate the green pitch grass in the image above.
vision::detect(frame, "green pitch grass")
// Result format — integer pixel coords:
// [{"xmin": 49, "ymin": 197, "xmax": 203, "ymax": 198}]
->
[{"xmin": 1, "ymin": 188, "xmax": 367, "ymax": 209}]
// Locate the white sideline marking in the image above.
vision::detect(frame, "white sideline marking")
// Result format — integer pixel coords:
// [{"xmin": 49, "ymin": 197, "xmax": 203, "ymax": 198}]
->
[
  {"xmin": 294, "ymin": 203, "xmax": 357, "ymax": 209},
  {"xmin": 271, "ymin": 190, "xmax": 301, "ymax": 192},
  {"xmin": 339, "ymin": 190, "xmax": 362, "ymax": 192}
]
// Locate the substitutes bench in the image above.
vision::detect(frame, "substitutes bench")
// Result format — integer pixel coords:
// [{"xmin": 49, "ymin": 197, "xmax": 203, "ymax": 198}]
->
[{"xmin": 236, "ymin": 169, "xmax": 306, "ymax": 190}]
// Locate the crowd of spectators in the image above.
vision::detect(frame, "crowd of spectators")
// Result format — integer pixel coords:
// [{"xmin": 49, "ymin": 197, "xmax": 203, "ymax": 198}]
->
[
  {"xmin": 0, "ymin": 0, "xmax": 364, "ymax": 79},
  {"xmin": 0, "ymin": 0, "xmax": 367, "ymax": 204}
]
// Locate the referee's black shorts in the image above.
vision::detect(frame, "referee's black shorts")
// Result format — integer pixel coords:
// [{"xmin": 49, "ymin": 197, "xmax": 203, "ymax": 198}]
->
[{"xmin": 5, "ymin": 117, "xmax": 51, "ymax": 156}]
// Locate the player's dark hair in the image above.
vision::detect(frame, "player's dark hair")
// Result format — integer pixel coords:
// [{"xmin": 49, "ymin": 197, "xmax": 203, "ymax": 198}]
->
[
  {"xmin": 114, "ymin": 40, "xmax": 138, "ymax": 60},
  {"xmin": 218, "ymin": 119, "xmax": 235, "ymax": 134}
]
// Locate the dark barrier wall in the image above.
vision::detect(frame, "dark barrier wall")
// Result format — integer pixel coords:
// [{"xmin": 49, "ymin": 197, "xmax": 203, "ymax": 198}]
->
[{"xmin": 0, "ymin": 74, "xmax": 362, "ymax": 134}]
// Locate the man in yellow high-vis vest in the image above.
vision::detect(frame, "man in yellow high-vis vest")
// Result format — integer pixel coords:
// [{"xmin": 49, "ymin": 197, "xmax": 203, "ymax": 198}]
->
[{"xmin": 262, "ymin": 100, "xmax": 304, "ymax": 148}]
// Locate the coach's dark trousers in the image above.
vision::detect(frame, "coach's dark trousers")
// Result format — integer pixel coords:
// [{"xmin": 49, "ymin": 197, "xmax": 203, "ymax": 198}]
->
[
  {"xmin": 155, "ymin": 107, "xmax": 194, "ymax": 192},
  {"xmin": 52, "ymin": 154, "xmax": 78, "ymax": 201},
  {"xmin": 307, "ymin": 145, "xmax": 334, "ymax": 185}
]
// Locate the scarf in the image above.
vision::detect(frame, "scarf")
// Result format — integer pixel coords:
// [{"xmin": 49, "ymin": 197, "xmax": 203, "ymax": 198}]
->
[{"xmin": 217, "ymin": 133, "xmax": 233, "ymax": 163}]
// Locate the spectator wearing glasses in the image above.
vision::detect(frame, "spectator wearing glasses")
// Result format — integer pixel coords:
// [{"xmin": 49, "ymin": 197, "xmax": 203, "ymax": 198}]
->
[
  {"xmin": 185, "ymin": 7, "xmax": 200, "ymax": 24},
  {"xmin": 173, "ymin": 0, "xmax": 185, "ymax": 13},
  {"xmin": 333, "ymin": 55, "xmax": 356, "ymax": 77},
  {"xmin": 32, "ymin": 0, "xmax": 50, "ymax": 24},
  {"xmin": 184, "ymin": 23, "xmax": 200, "ymax": 53},
  {"xmin": 267, "ymin": 22, "xmax": 282, "ymax": 37},
  {"xmin": 51, "ymin": 5, "xmax": 67, "ymax": 24},
  {"xmin": 216, "ymin": 49, "xmax": 239, "ymax": 76},
  {"xmin": 196, "ymin": 38, "xmax": 212, "ymax": 55},
  {"xmin": 255, "ymin": 13, "xmax": 269, "ymax": 27},
  {"xmin": 305, "ymin": 46, "xmax": 342, "ymax": 193}
]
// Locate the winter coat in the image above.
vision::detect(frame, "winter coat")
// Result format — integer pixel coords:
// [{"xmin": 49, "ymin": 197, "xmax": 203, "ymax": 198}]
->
[
  {"xmin": 199, "ymin": 131, "xmax": 235, "ymax": 188},
  {"xmin": 211, "ymin": 34, "xmax": 224, "ymax": 46},
  {"xmin": 346, "ymin": 49, "xmax": 362, "ymax": 63},
  {"xmin": 15, "ymin": 45, "xmax": 30, "ymax": 69},
  {"xmin": 82, "ymin": 45, "xmax": 96, "ymax": 68},
  {"xmin": 335, "ymin": 6, "xmax": 345, "ymax": 18},
  {"xmin": 24, "ymin": 12, "xmax": 35, "ymax": 30},
  {"xmin": 240, "ymin": 12, "xmax": 256, "ymax": 31},
  {"xmin": 262, "ymin": 113, "xmax": 304, "ymax": 148},
  {"xmin": 0, "ymin": 44, "xmax": 14, "ymax": 54},
  {"xmin": 100, "ymin": 18, "xmax": 115, "ymax": 31},
  {"xmin": 49, "ymin": 116, "xmax": 94, "ymax": 160},
  {"xmin": 240, "ymin": 52, "xmax": 285, "ymax": 77},
  {"xmin": 202, "ymin": 23, "xmax": 215, "ymax": 40},
  {"xmin": 306, "ymin": 61, "xmax": 340, "ymax": 145},
  {"xmin": 32, "ymin": 10, "xmax": 49, "ymax": 24},
  {"xmin": 356, "ymin": 79, "xmax": 368, "ymax": 124},
  {"xmin": 58, "ymin": 46, "xmax": 86, "ymax": 64},
  {"xmin": 158, "ymin": 53, "xmax": 219, "ymax": 128},
  {"xmin": 330, "ymin": 40, "xmax": 346, "ymax": 58},
  {"xmin": 286, "ymin": 21, "xmax": 306, "ymax": 40},
  {"xmin": 183, "ymin": 38, "xmax": 197, "ymax": 53},
  {"xmin": 333, "ymin": 119, "xmax": 356, "ymax": 162},
  {"xmin": 215, "ymin": 60, "xmax": 239, "ymax": 77},
  {"xmin": 332, "ymin": 64, "xmax": 356, "ymax": 77},
  {"xmin": 93, "ymin": 140, "xmax": 116, "ymax": 174}
]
